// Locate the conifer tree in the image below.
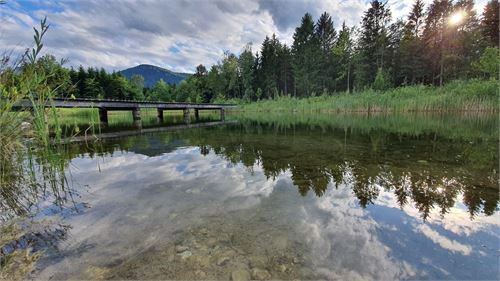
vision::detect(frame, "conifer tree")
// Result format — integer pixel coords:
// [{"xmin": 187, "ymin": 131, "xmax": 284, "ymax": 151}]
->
[
  {"xmin": 333, "ymin": 22, "xmax": 354, "ymax": 92},
  {"xmin": 315, "ymin": 12, "xmax": 337, "ymax": 92},
  {"xmin": 422, "ymin": 0, "xmax": 453, "ymax": 85},
  {"xmin": 400, "ymin": 0, "xmax": 426, "ymax": 84},
  {"xmin": 292, "ymin": 13, "xmax": 321, "ymax": 97},
  {"xmin": 481, "ymin": 0, "xmax": 499, "ymax": 47},
  {"xmin": 355, "ymin": 0, "xmax": 392, "ymax": 89}
]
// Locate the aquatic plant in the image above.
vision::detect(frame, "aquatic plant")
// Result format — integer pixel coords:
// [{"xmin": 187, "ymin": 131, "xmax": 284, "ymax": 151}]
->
[
  {"xmin": 0, "ymin": 18, "xmax": 73, "ymax": 279},
  {"xmin": 233, "ymin": 79, "xmax": 499, "ymax": 112}
]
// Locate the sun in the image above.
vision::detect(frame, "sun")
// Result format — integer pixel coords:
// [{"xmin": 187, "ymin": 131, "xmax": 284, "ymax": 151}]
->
[{"xmin": 449, "ymin": 11, "xmax": 466, "ymax": 25}]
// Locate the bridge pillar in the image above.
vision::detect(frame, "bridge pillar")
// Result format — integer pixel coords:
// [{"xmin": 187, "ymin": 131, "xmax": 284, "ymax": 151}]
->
[
  {"xmin": 99, "ymin": 108, "xmax": 108, "ymax": 124},
  {"xmin": 132, "ymin": 108, "xmax": 141, "ymax": 121},
  {"xmin": 157, "ymin": 108, "xmax": 164, "ymax": 121},
  {"xmin": 183, "ymin": 108, "xmax": 191, "ymax": 124},
  {"xmin": 220, "ymin": 108, "xmax": 225, "ymax": 121},
  {"xmin": 194, "ymin": 109, "xmax": 199, "ymax": 121}
]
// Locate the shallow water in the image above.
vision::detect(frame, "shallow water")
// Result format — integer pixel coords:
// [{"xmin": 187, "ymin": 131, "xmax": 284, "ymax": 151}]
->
[{"xmin": 29, "ymin": 113, "xmax": 499, "ymax": 280}]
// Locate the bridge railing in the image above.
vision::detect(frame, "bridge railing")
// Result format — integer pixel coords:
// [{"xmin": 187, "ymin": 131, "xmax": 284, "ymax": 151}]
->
[{"xmin": 51, "ymin": 97, "xmax": 237, "ymax": 107}]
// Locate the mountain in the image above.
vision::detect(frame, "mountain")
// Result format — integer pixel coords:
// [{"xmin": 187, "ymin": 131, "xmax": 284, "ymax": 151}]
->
[{"xmin": 119, "ymin": 64, "xmax": 191, "ymax": 87}]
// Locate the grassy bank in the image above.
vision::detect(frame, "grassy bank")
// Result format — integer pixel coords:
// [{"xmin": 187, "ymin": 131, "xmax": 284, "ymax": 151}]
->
[{"xmin": 234, "ymin": 79, "xmax": 499, "ymax": 112}]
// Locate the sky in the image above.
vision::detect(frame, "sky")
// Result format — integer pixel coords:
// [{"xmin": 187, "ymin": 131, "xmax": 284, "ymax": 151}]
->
[{"xmin": 0, "ymin": 0, "xmax": 489, "ymax": 73}]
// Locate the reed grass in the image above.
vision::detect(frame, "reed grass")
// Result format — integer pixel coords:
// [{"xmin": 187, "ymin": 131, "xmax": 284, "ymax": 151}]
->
[
  {"xmin": 0, "ymin": 18, "xmax": 73, "ymax": 280},
  {"xmin": 235, "ymin": 79, "xmax": 499, "ymax": 113}
]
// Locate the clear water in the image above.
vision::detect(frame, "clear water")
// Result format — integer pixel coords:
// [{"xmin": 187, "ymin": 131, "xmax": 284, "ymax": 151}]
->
[{"xmin": 31, "ymin": 113, "xmax": 499, "ymax": 280}]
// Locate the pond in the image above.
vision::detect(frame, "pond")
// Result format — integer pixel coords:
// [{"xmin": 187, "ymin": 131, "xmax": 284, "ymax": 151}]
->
[{"xmin": 26, "ymin": 112, "xmax": 500, "ymax": 280}]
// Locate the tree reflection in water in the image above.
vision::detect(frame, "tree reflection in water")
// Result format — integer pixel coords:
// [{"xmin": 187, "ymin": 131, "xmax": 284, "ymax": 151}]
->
[{"xmin": 61, "ymin": 113, "xmax": 498, "ymax": 221}]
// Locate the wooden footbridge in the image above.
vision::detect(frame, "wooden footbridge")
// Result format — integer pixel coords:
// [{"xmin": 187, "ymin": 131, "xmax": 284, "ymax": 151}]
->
[{"xmin": 14, "ymin": 98, "xmax": 237, "ymax": 124}]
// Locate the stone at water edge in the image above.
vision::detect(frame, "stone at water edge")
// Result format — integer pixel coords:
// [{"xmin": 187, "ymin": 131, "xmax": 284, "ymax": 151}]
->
[
  {"xmin": 175, "ymin": 245, "xmax": 189, "ymax": 253},
  {"xmin": 179, "ymin": 250, "xmax": 192, "ymax": 260},
  {"xmin": 217, "ymin": 256, "xmax": 230, "ymax": 266},
  {"xmin": 231, "ymin": 269, "xmax": 251, "ymax": 281},
  {"xmin": 195, "ymin": 270, "xmax": 206, "ymax": 278},
  {"xmin": 248, "ymin": 256, "xmax": 268, "ymax": 268},
  {"xmin": 251, "ymin": 268, "xmax": 271, "ymax": 280}
]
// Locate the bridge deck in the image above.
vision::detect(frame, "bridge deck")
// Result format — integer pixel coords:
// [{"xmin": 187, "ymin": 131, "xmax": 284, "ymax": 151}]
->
[
  {"xmin": 14, "ymin": 98, "xmax": 237, "ymax": 110},
  {"xmin": 13, "ymin": 98, "xmax": 236, "ymax": 123}
]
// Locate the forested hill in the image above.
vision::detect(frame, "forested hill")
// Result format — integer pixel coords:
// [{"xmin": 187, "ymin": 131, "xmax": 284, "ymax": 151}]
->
[{"xmin": 119, "ymin": 64, "xmax": 190, "ymax": 87}]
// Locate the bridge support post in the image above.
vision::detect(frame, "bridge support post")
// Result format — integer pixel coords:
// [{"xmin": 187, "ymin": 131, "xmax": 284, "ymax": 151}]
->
[
  {"xmin": 183, "ymin": 108, "xmax": 190, "ymax": 124},
  {"xmin": 132, "ymin": 108, "xmax": 141, "ymax": 121},
  {"xmin": 194, "ymin": 109, "xmax": 199, "ymax": 121},
  {"xmin": 99, "ymin": 108, "xmax": 108, "ymax": 124},
  {"xmin": 132, "ymin": 108, "xmax": 141, "ymax": 128},
  {"xmin": 220, "ymin": 108, "xmax": 225, "ymax": 121},
  {"xmin": 157, "ymin": 108, "xmax": 164, "ymax": 121}
]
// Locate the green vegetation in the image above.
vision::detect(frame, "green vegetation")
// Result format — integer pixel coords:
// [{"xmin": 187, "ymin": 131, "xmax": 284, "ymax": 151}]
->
[
  {"xmin": 233, "ymin": 79, "xmax": 499, "ymax": 112},
  {"xmin": 0, "ymin": 19, "xmax": 71, "ymax": 280}
]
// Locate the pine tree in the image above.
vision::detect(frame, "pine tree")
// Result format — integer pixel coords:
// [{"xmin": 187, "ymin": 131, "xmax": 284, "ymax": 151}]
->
[
  {"xmin": 77, "ymin": 65, "xmax": 87, "ymax": 97},
  {"xmin": 332, "ymin": 22, "xmax": 354, "ymax": 92},
  {"xmin": 400, "ymin": 0, "xmax": 426, "ymax": 84},
  {"xmin": 277, "ymin": 44, "xmax": 293, "ymax": 96},
  {"xmin": 292, "ymin": 13, "xmax": 320, "ymax": 97},
  {"xmin": 315, "ymin": 12, "xmax": 337, "ymax": 92},
  {"xmin": 259, "ymin": 35, "xmax": 280, "ymax": 98},
  {"xmin": 450, "ymin": 0, "xmax": 482, "ymax": 79},
  {"xmin": 387, "ymin": 20, "xmax": 405, "ymax": 87},
  {"xmin": 239, "ymin": 43, "xmax": 256, "ymax": 100},
  {"xmin": 481, "ymin": 0, "xmax": 499, "ymax": 47},
  {"xmin": 195, "ymin": 64, "xmax": 208, "ymax": 77},
  {"xmin": 356, "ymin": 0, "xmax": 392, "ymax": 89},
  {"xmin": 422, "ymin": 0, "xmax": 453, "ymax": 85}
]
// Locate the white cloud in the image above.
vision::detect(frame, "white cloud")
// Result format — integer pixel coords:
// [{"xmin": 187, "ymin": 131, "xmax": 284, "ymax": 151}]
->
[
  {"xmin": 417, "ymin": 224, "xmax": 472, "ymax": 255},
  {"xmin": 0, "ymin": 0, "xmax": 489, "ymax": 73},
  {"xmin": 298, "ymin": 182, "xmax": 417, "ymax": 280}
]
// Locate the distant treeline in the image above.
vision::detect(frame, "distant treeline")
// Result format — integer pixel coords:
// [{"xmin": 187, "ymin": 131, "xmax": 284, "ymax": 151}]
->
[{"xmin": 3, "ymin": 0, "xmax": 498, "ymax": 103}]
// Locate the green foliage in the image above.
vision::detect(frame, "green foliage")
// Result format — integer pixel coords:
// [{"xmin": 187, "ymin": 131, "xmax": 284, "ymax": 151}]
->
[
  {"xmin": 481, "ymin": 0, "xmax": 499, "ymax": 47},
  {"xmin": 239, "ymin": 44, "xmax": 255, "ymax": 100},
  {"xmin": 332, "ymin": 22, "xmax": 354, "ymax": 92},
  {"xmin": 475, "ymin": 47, "xmax": 500, "ymax": 78},
  {"xmin": 373, "ymin": 68, "xmax": 390, "ymax": 91},
  {"xmin": 292, "ymin": 13, "xmax": 321, "ymax": 97},
  {"xmin": 148, "ymin": 79, "xmax": 173, "ymax": 101},
  {"xmin": 356, "ymin": 0, "xmax": 392, "ymax": 88},
  {"xmin": 235, "ymin": 79, "xmax": 499, "ymax": 112},
  {"xmin": 1, "ymin": 18, "xmax": 74, "ymax": 280},
  {"xmin": 316, "ymin": 12, "xmax": 337, "ymax": 92}
]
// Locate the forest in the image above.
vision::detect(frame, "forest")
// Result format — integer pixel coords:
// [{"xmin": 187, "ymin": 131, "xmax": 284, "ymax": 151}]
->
[{"xmin": 3, "ymin": 0, "xmax": 498, "ymax": 104}]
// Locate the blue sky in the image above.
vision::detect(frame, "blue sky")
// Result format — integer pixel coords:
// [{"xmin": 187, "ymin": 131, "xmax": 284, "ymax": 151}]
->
[{"xmin": 0, "ymin": 0, "xmax": 489, "ymax": 73}]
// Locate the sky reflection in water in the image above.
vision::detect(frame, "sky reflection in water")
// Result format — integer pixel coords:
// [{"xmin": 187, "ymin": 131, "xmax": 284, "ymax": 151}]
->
[{"xmin": 36, "ymin": 114, "xmax": 499, "ymax": 280}]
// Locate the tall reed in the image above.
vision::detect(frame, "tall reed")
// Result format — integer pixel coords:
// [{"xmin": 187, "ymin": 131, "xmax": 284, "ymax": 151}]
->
[
  {"xmin": 235, "ymin": 79, "xmax": 499, "ymax": 113},
  {"xmin": 0, "ymin": 18, "xmax": 72, "ymax": 279}
]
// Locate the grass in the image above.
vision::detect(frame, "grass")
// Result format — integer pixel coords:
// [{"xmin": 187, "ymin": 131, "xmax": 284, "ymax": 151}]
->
[
  {"xmin": 0, "ymin": 19, "xmax": 73, "ymax": 280},
  {"xmin": 234, "ymin": 79, "xmax": 499, "ymax": 113}
]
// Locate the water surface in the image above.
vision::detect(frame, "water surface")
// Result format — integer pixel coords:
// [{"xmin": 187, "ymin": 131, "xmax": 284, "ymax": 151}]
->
[{"xmin": 31, "ymin": 112, "xmax": 499, "ymax": 280}]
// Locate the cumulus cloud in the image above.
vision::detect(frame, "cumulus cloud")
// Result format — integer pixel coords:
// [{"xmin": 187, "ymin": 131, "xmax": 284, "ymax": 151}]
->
[
  {"xmin": 417, "ymin": 224, "xmax": 472, "ymax": 255},
  {"xmin": 298, "ymin": 182, "xmax": 416, "ymax": 280},
  {"xmin": 0, "ymin": 0, "xmax": 489, "ymax": 73}
]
